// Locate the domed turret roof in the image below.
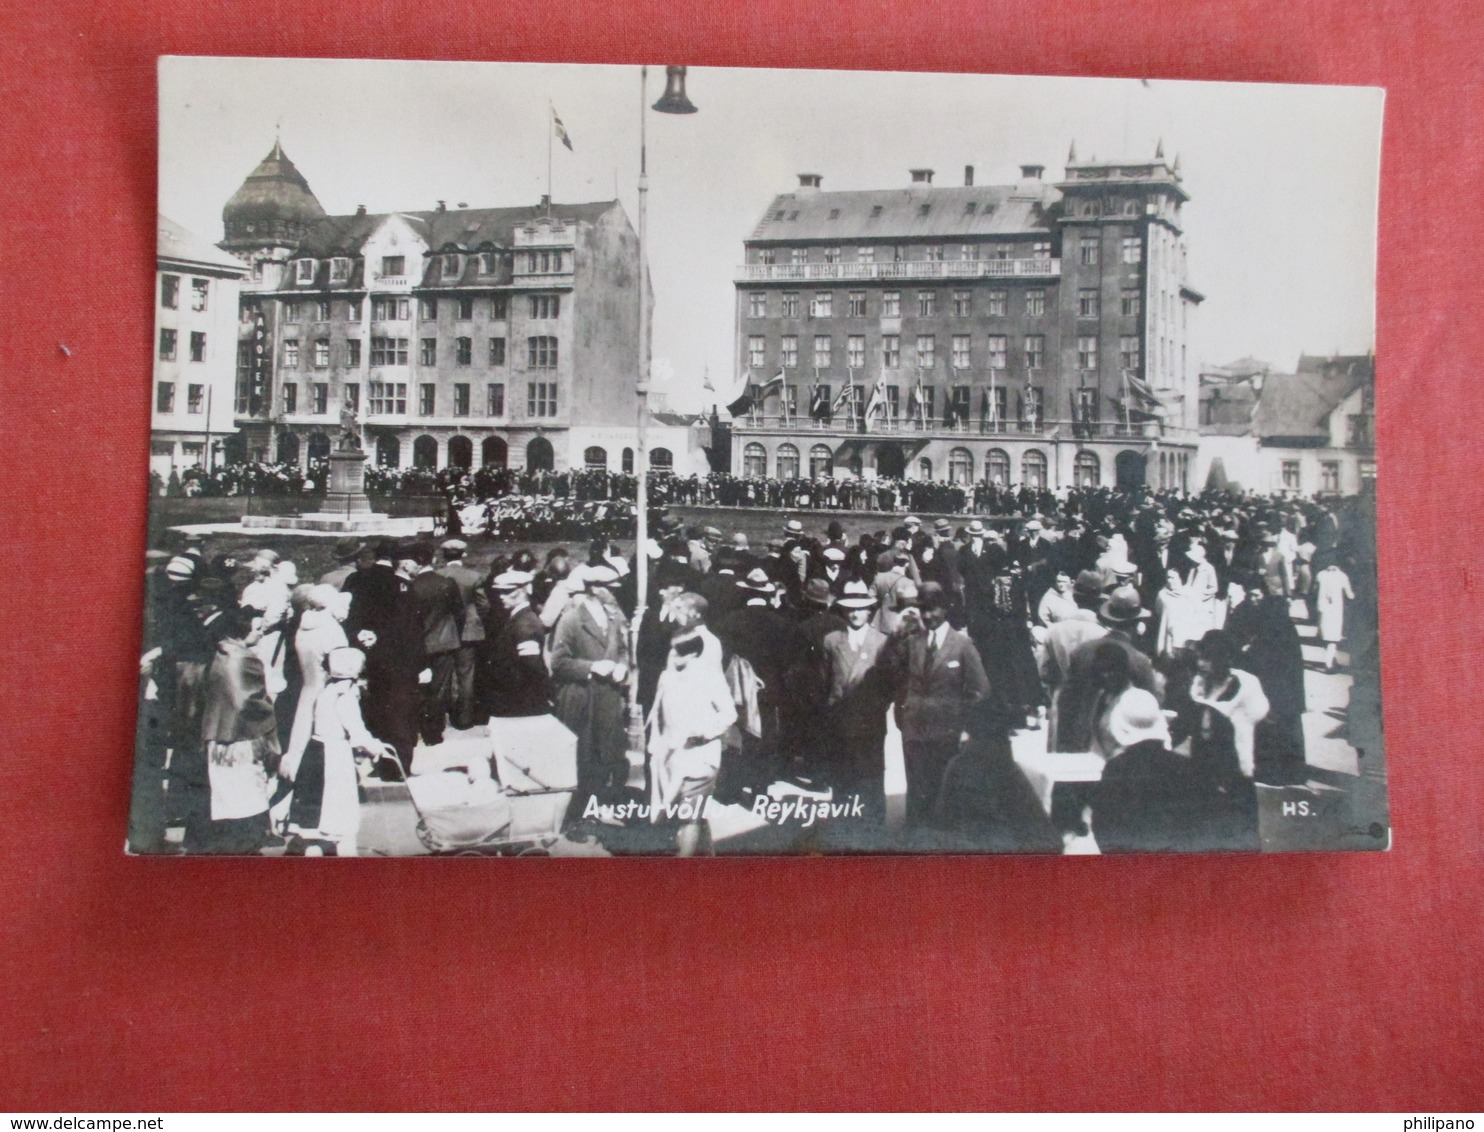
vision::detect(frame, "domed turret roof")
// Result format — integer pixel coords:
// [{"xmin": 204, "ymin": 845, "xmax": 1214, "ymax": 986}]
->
[{"xmin": 221, "ymin": 140, "xmax": 326, "ymax": 247}]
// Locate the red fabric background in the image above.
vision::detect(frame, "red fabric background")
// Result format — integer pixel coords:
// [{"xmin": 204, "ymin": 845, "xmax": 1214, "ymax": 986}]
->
[{"xmin": 1, "ymin": 0, "xmax": 1480, "ymax": 1111}]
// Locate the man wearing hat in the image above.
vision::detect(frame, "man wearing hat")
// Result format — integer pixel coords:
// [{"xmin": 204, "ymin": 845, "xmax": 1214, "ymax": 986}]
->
[
  {"xmin": 1041, "ymin": 570, "xmax": 1112, "ymax": 750},
  {"xmin": 1051, "ymin": 585, "xmax": 1161, "ymax": 754},
  {"xmin": 437, "ymin": 539, "xmax": 487, "ymax": 729},
  {"xmin": 821, "ymin": 580, "xmax": 893, "ymax": 819},
  {"xmin": 809, "ymin": 544, "xmax": 850, "ymax": 597},
  {"xmin": 482, "ymin": 570, "xmax": 553, "ymax": 719},
  {"xmin": 785, "ymin": 577, "xmax": 848, "ymax": 786},
  {"xmin": 318, "ymin": 537, "xmax": 364, "ymax": 590},
  {"xmin": 918, "ymin": 517, "xmax": 964, "ymax": 619},
  {"xmin": 343, "ymin": 539, "xmax": 419, "ymax": 776},
  {"xmin": 406, "ymin": 541, "xmax": 465, "ymax": 747}
]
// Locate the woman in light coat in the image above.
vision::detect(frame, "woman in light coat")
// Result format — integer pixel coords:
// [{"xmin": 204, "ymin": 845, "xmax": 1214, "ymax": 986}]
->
[
  {"xmin": 1313, "ymin": 561, "xmax": 1355, "ymax": 671},
  {"xmin": 649, "ymin": 626, "xmax": 737, "ymax": 856}
]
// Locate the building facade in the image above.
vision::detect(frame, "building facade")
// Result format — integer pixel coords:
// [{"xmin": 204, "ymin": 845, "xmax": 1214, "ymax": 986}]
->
[
  {"xmin": 730, "ymin": 151, "xmax": 1203, "ymax": 492},
  {"xmin": 218, "ymin": 142, "xmax": 656, "ymax": 475},
  {"xmin": 152, "ymin": 215, "xmax": 248, "ymax": 479}
]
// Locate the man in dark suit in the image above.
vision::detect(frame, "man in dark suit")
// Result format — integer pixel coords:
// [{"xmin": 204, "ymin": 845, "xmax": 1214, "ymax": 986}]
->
[
  {"xmin": 892, "ymin": 582, "xmax": 990, "ymax": 827},
  {"xmin": 483, "ymin": 570, "xmax": 553, "ymax": 719},
  {"xmin": 821, "ymin": 581, "xmax": 893, "ymax": 819},
  {"xmin": 346, "ymin": 541, "xmax": 419, "ymax": 777},
  {"xmin": 408, "ymin": 540, "xmax": 465, "ymax": 746},
  {"xmin": 437, "ymin": 538, "xmax": 486, "ymax": 729},
  {"xmin": 918, "ymin": 517, "xmax": 964, "ymax": 621}
]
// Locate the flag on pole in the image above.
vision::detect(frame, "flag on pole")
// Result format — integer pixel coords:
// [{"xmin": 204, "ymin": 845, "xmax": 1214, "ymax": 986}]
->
[
  {"xmin": 757, "ymin": 368, "xmax": 786, "ymax": 398},
  {"xmin": 831, "ymin": 382, "xmax": 855, "ymax": 417},
  {"xmin": 864, "ymin": 376, "xmax": 887, "ymax": 432},
  {"xmin": 552, "ymin": 106, "xmax": 574, "ymax": 151},
  {"xmin": 911, "ymin": 375, "xmax": 927, "ymax": 427},
  {"xmin": 703, "ymin": 366, "xmax": 715, "ymax": 393}
]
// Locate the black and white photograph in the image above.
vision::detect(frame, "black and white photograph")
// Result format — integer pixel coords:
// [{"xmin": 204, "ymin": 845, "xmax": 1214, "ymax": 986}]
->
[{"xmin": 132, "ymin": 57, "xmax": 1387, "ymax": 857}]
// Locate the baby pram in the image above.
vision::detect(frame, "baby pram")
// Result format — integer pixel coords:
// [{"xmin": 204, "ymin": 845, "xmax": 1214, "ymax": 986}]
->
[{"xmin": 394, "ymin": 715, "xmax": 579, "ymax": 856}]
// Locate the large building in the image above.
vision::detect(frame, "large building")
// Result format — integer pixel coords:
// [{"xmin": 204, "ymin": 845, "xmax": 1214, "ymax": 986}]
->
[
  {"xmin": 216, "ymin": 142, "xmax": 704, "ymax": 475},
  {"xmin": 152, "ymin": 215, "xmax": 248, "ymax": 479},
  {"xmin": 730, "ymin": 150, "xmax": 1203, "ymax": 492}
]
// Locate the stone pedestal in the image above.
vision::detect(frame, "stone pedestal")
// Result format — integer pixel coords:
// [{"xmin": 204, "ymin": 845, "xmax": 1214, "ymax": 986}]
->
[
  {"xmin": 323, "ymin": 448, "xmax": 373, "ymax": 516},
  {"xmin": 240, "ymin": 445, "xmax": 433, "ymax": 534}
]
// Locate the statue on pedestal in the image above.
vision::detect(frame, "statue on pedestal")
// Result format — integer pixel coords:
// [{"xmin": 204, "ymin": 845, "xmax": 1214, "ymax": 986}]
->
[{"xmin": 338, "ymin": 401, "xmax": 363, "ymax": 452}]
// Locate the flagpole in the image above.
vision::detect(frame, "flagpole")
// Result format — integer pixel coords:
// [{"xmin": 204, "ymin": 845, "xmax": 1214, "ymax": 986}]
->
[
  {"xmin": 628, "ymin": 66, "xmax": 651, "ymax": 760},
  {"xmin": 547, "ymin": 101, "xmax": 554, "ymax": 210}
]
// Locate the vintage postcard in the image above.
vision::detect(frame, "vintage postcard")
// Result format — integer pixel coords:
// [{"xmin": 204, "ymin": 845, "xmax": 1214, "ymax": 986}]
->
[{"xmin": 133, "ymin": 57, "xmax": 1386, "ymax": 856}]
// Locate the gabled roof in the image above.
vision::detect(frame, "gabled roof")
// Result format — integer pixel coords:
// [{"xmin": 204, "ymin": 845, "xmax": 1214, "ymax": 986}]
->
[
  {"xmin": 292, "ymin": 201, "xmax": 620, "ymax": 258},
  {"xmin": 1255, "ymin": 356, "xmax": 1372, "ymax": 441},
  {"xmin": 747, "ymin": 183, "xmax": 1060, "ymax": 244},
  {"xmin": 158, "ymin": 214, "xmax": 248, "ymax": 274},
  {"xmin": 1199, "ymin": 379, "xmax": 1258, "ymax": 436}
]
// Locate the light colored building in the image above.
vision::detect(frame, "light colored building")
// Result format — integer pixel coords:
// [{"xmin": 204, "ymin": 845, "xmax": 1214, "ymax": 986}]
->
[
  {"xmin": 152, "ymin": 215, "xmax": 248, "ymax": 479},
  {"xmin": 729, "ymin": 147, "xmax": 1203, "ymax": 492}
]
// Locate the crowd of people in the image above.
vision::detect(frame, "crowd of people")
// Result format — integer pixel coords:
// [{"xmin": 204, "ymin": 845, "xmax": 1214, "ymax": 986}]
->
[{"xmin": 133, "ymin": 485, "xmax": 1371, "ymax": 856}]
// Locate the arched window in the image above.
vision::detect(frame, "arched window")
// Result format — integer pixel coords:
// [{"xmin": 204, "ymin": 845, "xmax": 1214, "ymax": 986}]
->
[
  {"xmin": 447, "ymin": 435, "xmax": 473, "ymax": 470},
  {"xmin": 810, "ymin": 444, "xmax": 834, "ymax": 480},
  {"xmin": 413, "ymin": 435, "xmax": 438, "ymax": 469},
  {"xmin": 622, "ymin": 447, "xmax": 634, "ymax": 474},
  {"xmin": 1074, "ymin": 450, "xmax": 1100, "ymax": 488},
  {"xmin": 776, "ymin": 443, "xmax": 800, "ymax": 479},
  {"xmin": 481, "ymin": 435, "xmax": 508, "ymax": 468},
  {"xmin": 276, "ymin": 431, "xmax": 300, "ymax": 465},
  {"xmin": 649, "ymin": 447, "xmax": 673, "ymax": 470},
  {"xmin": 584, "ymin": 445, "xmax": 608, "ymax": 470},
  {"xmin": 375, "ymin": 433, "xmax": 400, "ymax": 468},
  {"xmin": 743, "ymin": 442, "xmax": 767, "ymax": 478},
  {"xmin": 986, "ymin": 448, "xmax": 1010, "ymax": 485},
  {"xmin": 526, "ymin": 436, "xmax": 554, "ymax": 472},
  {"xmin": 1021, "ymin": 448, "xmax": 1048, "ymax": 490},
  {"xmin": 306, "ymin": 432, "xmax": 331, "ymax": 462},
  {"xmin": 948, "ymin": 447, "xmax": 973, "ymax": 485},
  {"xmin": 917, "ymin": 457, "xmax": 933, "ymax": 481}
]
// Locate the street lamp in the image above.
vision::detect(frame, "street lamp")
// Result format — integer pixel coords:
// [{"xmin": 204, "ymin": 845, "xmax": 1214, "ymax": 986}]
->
[{"xmin": 628, "ymin": 64, "xmax": 697, "ymax": 761}]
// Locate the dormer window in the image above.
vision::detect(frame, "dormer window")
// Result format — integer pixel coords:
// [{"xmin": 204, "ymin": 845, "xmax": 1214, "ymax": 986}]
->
[
  {"xmin": 1123, "ymin": 199, "xmax": 1139, "ymax": 216},
  {"xmin": 329, "ymin": 257, "xmax": 351, "ymax": 283},
  {"xmin": 442, "ymin": 252, "xmax": 462, "ymax": 276},
  {"xmin": 380, "ymin": 255, "xmax": 405, "ymax": 278},
  {"xmin": 295, "ymin": 258, "xmax": 315, "ymax": 284},
  {"xmin": 479, "ymin": 252, "xmax": 498, "ymax": 275}
]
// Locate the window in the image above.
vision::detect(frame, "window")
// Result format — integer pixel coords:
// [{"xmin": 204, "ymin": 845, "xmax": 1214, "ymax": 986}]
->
[
  {"xmin": 187, "ymin": 384, "xmax": 204, "ymax": 414},
  {"xmin": 1025, "ymin": 335, "xmax": 1044, "ymax": 370},
  {"xmin": 584, "ymin": 446, "xmax": 608, "ymax": 470},
  {"xmin": 380, "ymin": 256, "xmax": 405, "ymax": 277},
  {"xmin": 1079, "ymin": 238, "xmax": 1099, "ymax": 266},
  {"xmin": 884, "ymin": 386, "xmax": 900, "ymax": 424},
  {"xmin": 1078, "ymin": 336, "xmax": 1098, "ymax": 370},
  {"xmin": 330, "ymin": 258, "xmax": 351, "ymax": 284},
  {"xmin": 814, "ymin": 335, "xmax": 831, "ymax": 369},
  {"xmin": 453, "ymin": 384, "xmax": 470, "ymax": 417},
  {"xmin": 917, "ymin": 291, "xmax": 936, "ymax": 317},
  {"xmin": 621, "ymin": 448, "xmax": 634, "ymax": 474},
  {"xmin": 311, "ymin": 338, "xmax": 329, "ymax": 368},
  {"xmin": 749, "ymin": 292, "xmax": 766, "ymax": 318},
  {"xmin": 777, "ymin": 443, "xmax": 800, "ymax": 479},
  {"xmin": 791, "ymin": 248, "xmax": 807, "ymax": 264},
  {"xmin": 315, "ymin": 299, "xmax": 331, "ymax": 321},
  {"xmin": 479, "ymin": 252, "xmax": 498, "ymax": 275},
  {"xmin": 1076, "ymin": 388, "xmax": 1099, "ymax": 425},
  {"xmin": 916, "ymin": 386, "xmax": 936, "ymax": 426},
  {"xmin": 527, "ymin": 337, "xmax": 558, "ymax": 368},
  {"xmin": 284, "ymin": 302, "xmax": 300, "ymax": 323},
  {"xmin": 190, "ymin": 278, "xmax": 209, "ymax": 312},
  {"xmin": 1347, "ymin": 414, "xmax": 1374, "ymax": 447},
  {"xmin": 848, "ymin": 292, "xmax": 866, "ymax": 317},
  {"xmin": 760, "ymin": 248, "xmax": 777, "ymax": 265},
  {"xmin": 1022, "ymin": 449, "xmax": 1048, "ymax": 489},
  {"xmin": 810, "ymin": 444, "xmax": 833, "ymax": 479},
  {"xmin": 491, "ymin": 294, "xmax": 509, "ymax": 320},
  {"xmin": 1031, "ymin": 241, "xmax": 1052, "ymax": 260},
  {"xmin": 283, "ymin": 339, "xmax": 299, "ymax": 368},
  {"xmin": 158, "ymin": 328, "xmax": 177, "ymax": 361},
  {"xmin": 780, "ymin": 336, "xmax": 799, "ymax": 368},
  {"xmin": 442, "ymin": 253, "xmax": 462, "ymax": 277},
  {"xmin": 953, "ymin": 290, "xmax": 971, "ymax": 317},
  {"xmin": 1122, "ymin": 236, "xmax": 1143, "ymax": 264},
  {"xmin": 844, "ymin": 335, "xmax": 865, "ymax": 370},
  {"xmin": 455, "ymin": 337, "xmax": 472, "ymax": 366},
  {"xmin": 312, "ymin": 383, "xmax": 329, "ymax": 415},
  {"xmin": 925, "ymin": 245, "xmax": 944, "ymax": 261},
  {"xmin": 1121, "ymin": 290, "xmax": 1141, "ymax": 317},
  {"xmin": 346, "ymin": 300, "xmax": 361, "ymax": 322},
  {"xmin": 420, "ymin": 338, "xmax": 437, "ymax": 366},
  {"xmin": 1281, "ymin": 460, "xmax": 1301, "ymax": 491},
  {"xmin": 155, "ymin": 382, "xmax": 174, "ymax": 413},
  {"xmin": 1120, "ymin": 336, "xmax": 1141, "ymax": 371},
  {"xmin": 743, "ymin": 443, "xmax": 767, "ymax": 478},
  {"xmin": 528, "ymin": 381, "xmax": 558, "ymax": 417},
  {"xmin": 986, "ymin": 448, "xmax": 1011, "ymax": 484},
  {"xmin": 190, "ymin": 332, "xmax": 207, "ymax": 363},
  {"xmin": 1321, "ymin": 461, "xmax": 1341, "ymax": 493},
  {"xmin": 950, "ymin": 386, "xmax": 972, "ymax": 427},
  {"xmin": 456, "ymin": 297, "xmax": 474, "ymax": 321},
  {"xmin": 282, "ymin": 383, "xmax": 298, "ymax": 414},
  {"xmin": 368, "ymin": 381, "xmax": 407, "ymax": 415},
  {"xmin": 487, "ymin": 383, "xmax": 505, "ymax": 416},
  {"xmin": 960, "ymin": 243, "xmax": 978, "ymax": 259},
  {"xmin": 951, "ymin": 335, "xmax": 971, "ymax": 370},
  {"xmin": 810, "ymin": 292, "xmax": 832, "ymax": 318},
  {"xmin": 343, "ymin": 383, "xmax": 360, "ymax": 412},
  {"xmin": 748, "ymin": 336, "xmax": 766, "ymax": 369},
  {"xmin": 986, "ymin": 290, "xmax": 1007, "ymax": 317},
  {"xmin": 370, "ymin": 337, "xmax": 409, "ymax": 366},
  {"xmin": 529, "ymin": 294, "xmax": 560, "ymax": 319},
  {"xmin": 296, "ymin": 259, "xmax": 315, "ymax": 283},
  {"xmin": 1079, "ymin": 289, "xmax": 1100, "ymax": 318},
  {"xmin": 882, "ymin": 335, "xmax": 900, "ymax": 369},
  {"xmin": 823, "ymin": 247, "xmax": 841, "ymax": 264},
  {"xmin": 419, "ymin": 384, "xmax": 435, "ymax": 416},
  {"xmin": 987, "ymin": 335, "xmax": 1007, "ymax": 370},
  {"xmin": 993, "ymin": 244, "xmax": 1011, "ymax": 260},
  {"xmin": 858, "ymin": 246, "xmax": 875, "ymax": 262},
  {"xmin": 1074, "ymin": 450, "xmax": 1100, "ymax": 488},
  {"xmin": 1022, "ymin": 387, "xmax": 1044, "ymax": 425},
  {"xmin": 781, "ymin": 293, "xmax": 799, "ymax": 318},
  {"xmin": 948, "ymin": 448, "xmax": 973, "ymax": 485},
  {"xmin": 489, "ymin": 337, "xmax": 506, "ymax": 366},
  {"xmin": 160, "ymin": 274, "xmax": 179, "ymax": 309},
  {"xmin": 1025, "ymin": 289, "xmax": 1045, "ymax": 316},
  {"xmin": 882, "ymin": 291, "xmax": 900, "ymax": 318},
  {"xmin": 346, "ymin": 340, "xmax": 362, "ymax": 368},
  {"xmin": 420, "ymin": 297, "xmax": 438, "ymax": 321},
  {"xmin": 372, "ymin": 297, "xmax": 410, "ymax": 321}
]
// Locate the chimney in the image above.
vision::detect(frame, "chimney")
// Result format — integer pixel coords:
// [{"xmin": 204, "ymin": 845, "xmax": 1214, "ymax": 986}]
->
[
  {"xmin": 1019, "ymin": 164, "xmax": 1044, "ymax": 180},
  {"xmin": 796, "ymin": 173, "xmax": 822, "ymax": 194},
  {"xmin": 539, "ymin": 194, "xmax": 551, "ymax": 209},
  {"xmin": 436, "ymin": 200, "xmax": 447, "ymax": 212},
  {"xmin": 355, "ymin": 204, "xmax": 367, "ymax": 216},
  {"xmin": 964, "ymin": 165, "xmax": 974, "ymax": 187},
  {"xmin": 909, "ymin": 168, "xmax": 934, "ymax": 185}
]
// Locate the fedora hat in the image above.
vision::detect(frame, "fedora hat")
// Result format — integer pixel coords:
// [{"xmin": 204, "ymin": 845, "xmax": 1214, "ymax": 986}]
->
[
  {"xmin": 966, "ymin": 519, "xmax": 987, "ymax": 537},
  {"xmin": 803, "ymin": 578, "xmax": 833, "ymax": 606},
  {"xmin": 332, "ymin": 537, "xmax": 366, "ymax": 562},
  {"xmin": 783, "ymin": 518, "xmax": 805, "ymax": 536},
  {"xmin": 933, "ymin": 517, "xmax": 952, "ymax": 534},
  {"xmin": 1073, "ymin": 569, "xmax": 1105, "ymax": 599},
  {"xmin": 1100, "ymin": 586, "xmax": 1151, "ymax": 625},
  {"xmin": 489, "ymin": 569, "xmax": 534, "ymax": 592},
  {"xmin": 1105, "ymin": 688, "xmax": 1172, "ymax": 752},
  {"xmin": 737, "ymin": 568, "xmax": 777, "ymax": 595},
  {"xmin": 836, "ymin": 580, "xmax": 877, "ymax": 610}
]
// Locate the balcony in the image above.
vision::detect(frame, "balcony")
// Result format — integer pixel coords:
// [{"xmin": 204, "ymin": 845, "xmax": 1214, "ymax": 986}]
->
[
  {"xmin": 735, "ymin": 258, "xmax": 1061, "ymax": 284},
  {"xmin": 730, "ymin": 415, "xmax": 1164, "ymax": 440}
]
